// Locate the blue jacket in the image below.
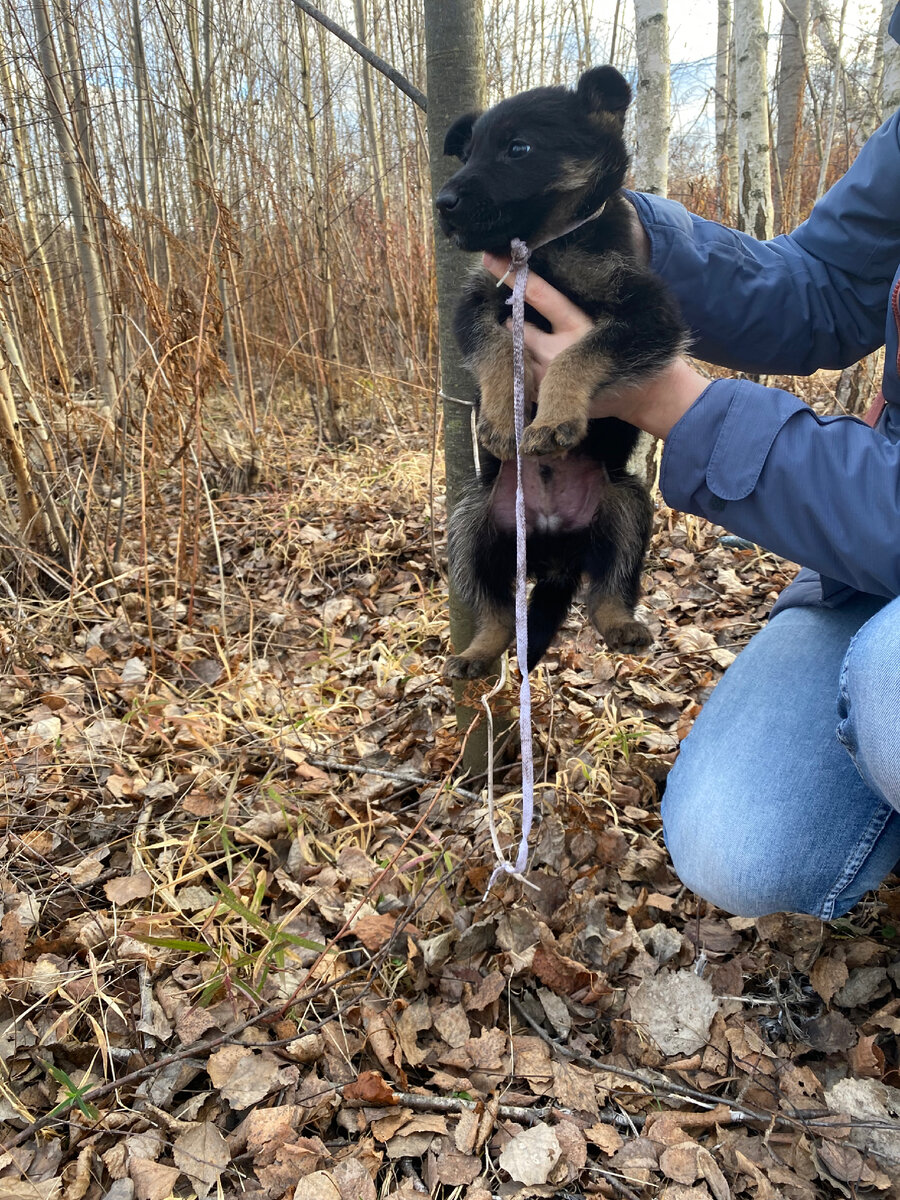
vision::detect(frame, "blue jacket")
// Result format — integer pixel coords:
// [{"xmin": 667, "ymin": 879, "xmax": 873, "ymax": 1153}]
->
[{"xmin": 627, "ymin": 76, "xmax": 900, "ymax": 612}]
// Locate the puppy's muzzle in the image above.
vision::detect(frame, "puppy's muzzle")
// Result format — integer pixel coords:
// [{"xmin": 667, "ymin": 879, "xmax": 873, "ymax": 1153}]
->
[{"xmin": 435, "ymin": 187, "xmax": 461, "ymax": 216}]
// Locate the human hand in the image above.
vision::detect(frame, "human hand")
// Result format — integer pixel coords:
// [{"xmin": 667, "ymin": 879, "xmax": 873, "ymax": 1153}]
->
[
  {"xmin": 482, "ymin": 251, "xmax": 708, "ymax": 439},
  {"xmin": 482, "ymin": 252, "xmax": 592, "ymax": 386}
]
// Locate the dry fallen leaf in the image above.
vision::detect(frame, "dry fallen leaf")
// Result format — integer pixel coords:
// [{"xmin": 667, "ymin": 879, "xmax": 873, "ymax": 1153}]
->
[
  {"xmin": 331, "ymin": 1158, "xmax": 377, "ymax": 1200},
  {"xmin": 809, "ymin": 954, "xmax": 849, "ymax": 1004},
  {"xmin": 207, "ymin": 1045, "xmax": 297, "ymax": 1108},
  {"xmin": 343, "ymin": 1070, "xmax": 396, "ymax": 1106},
  {"xmin": 172, "ymin": 1121, "xmax": 229, "ymax": 1197},
  {"xmin": 0, "ymin": 1181, "xmax": 63, "ymax": 1200},
  {"xmin": 630, "ymin": 969, "xmax": 720, "ymax": 1056},
  {"xmin": 826, "ymin": 1078, "xmax": 900, "ymax": 1167},
  {"xmin": 585, "ymin": 1122, "xmax": 624, "ymax": 1156},
  {"xmin": 292, "ymin": 1171, "xmax": 342, "ymax": 1200},
  {"xmin": 660, "ymin": 1142, "xmax": 702, "ymax": 1184},
  {"xmin": 498, "ymin": 1123, "xmax": 562, "ymax": 1186},
  {"xmin": 104, "ymin": 873, "xmax": 153, "ymax": 904},
  {"xmin": 128, "ymin": 1157, "xmax": 181, "ymax": 1200}
]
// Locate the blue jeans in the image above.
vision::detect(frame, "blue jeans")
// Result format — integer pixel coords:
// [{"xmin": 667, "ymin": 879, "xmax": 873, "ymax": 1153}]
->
[{"xmin": 662, "ymin": 594, "xmax": 900, "ymax": 918}]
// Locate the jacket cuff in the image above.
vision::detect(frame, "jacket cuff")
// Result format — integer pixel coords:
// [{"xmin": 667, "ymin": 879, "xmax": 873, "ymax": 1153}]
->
[
  {"xmin": 660, "ymin": 378, "xmax": 808, "ymax": 514},
  {"xmin": 623, "ymin": 190, "xmax": 696, "ymax": 278}
]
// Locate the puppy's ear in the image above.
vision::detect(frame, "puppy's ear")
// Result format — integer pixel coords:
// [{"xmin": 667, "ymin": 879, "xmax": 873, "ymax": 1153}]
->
[
  {"xmin": 576, "ymin": 66, "xmax": 631, "ymax": 121},
  {"xmin": 443, "ymin": 112, "xmax": 479, "ymax": 159}
]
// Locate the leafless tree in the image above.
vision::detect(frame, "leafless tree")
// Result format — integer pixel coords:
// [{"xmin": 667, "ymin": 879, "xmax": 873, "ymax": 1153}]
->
[
  {"xmin": 632, "ymin": 0, "xmax": 671, "ymax": 195},
  {"xmin": 734, "ymin": 0, "xmax": 774, "ymax": 238}
]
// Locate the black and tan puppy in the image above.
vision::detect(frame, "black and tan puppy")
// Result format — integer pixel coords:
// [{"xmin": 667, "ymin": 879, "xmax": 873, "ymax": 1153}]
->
[{"xmin": 436, "ymin": 65, "xmax": 686, "ymax": 678}]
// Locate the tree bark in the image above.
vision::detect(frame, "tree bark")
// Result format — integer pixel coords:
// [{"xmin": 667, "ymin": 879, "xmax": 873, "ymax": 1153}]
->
[
  {"xmin": 734, "ymin": 0, "xmax": 773, "ymax": 239},
  {"xmin": 815, "ymin": 0, "xmax": 848, "ymax": 200},
  {"xmin": 295, "ymin": 7, "xmax": 343, "ymax": 443},
  {"xmin": 424, "ymin": 0, "xmax": 496, "ymax": 765},
  {"xmin": 0, "ymin": 28, "xmax": 69, "ymax": 388},
  {"xmin": 774, "ymin": 0, "xmax": 808, "ymax": 230},
  {"xmin": 32, "ymin": 0, "xmax": 118, "ymax": 415},
  {"xmin": 714, "ymin": 0, "xmax": 733, "ymax": 221},
  {"xmin": 632, "ymin": 0, "xmax": 670, "ymax": 195}
]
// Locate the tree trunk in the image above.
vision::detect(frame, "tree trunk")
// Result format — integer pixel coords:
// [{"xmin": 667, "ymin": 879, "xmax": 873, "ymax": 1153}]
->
[
  {"xmin": 774, "ymin": 0, "xmax": 808, "ymax": 230},
  {"xmin": 423, "ymin": 0, "xmax": 495, "ymax": 766},
  {"xmin": 295, "ymin": 7, "xmax": 343, "ymax": 442},
  {"xmin": 815, "ymin": 0, "xmax": 848, "ymax": 200},
  {"xmin": 714, "ymin": 0, "xmax": 734, "ymax": 221},
  {"xmin": 32, "ymin": 0, "xmax": 118, "ymax": 415},
  {"xmin": 734, "ymin": 0, "xmax": 773, "ymax": 239},
  {"xmin": 632, "ymin": 0, "xmax": 670, "ymax": 195},
  {"xmin": 0, "ymin": 30, "xmax": 70, "ymax": 388}
]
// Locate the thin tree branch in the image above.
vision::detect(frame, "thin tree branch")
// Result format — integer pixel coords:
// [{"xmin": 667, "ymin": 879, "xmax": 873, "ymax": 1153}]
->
[{"xmin": 287, "ymin": 0, "xmax": 427, "ymax": 112}]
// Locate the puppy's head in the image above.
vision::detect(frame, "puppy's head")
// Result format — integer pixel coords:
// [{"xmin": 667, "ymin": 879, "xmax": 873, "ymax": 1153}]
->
[{"xmin": 436, "ymin": 65, "xmax": 631, "ymax": 253}]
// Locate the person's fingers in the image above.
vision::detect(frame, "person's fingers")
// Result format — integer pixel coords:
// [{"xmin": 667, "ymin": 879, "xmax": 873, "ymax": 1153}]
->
[
  {"xmin": 520, "ymin": 325, "xmax": 556, "ymax": 365},
  {"xmin": 482, "ymin": 252, "xmax": 589, "ymax": 333},
  {"xmin": 501, "ymin": 318, "xmax": 561, "ymax": 366}
]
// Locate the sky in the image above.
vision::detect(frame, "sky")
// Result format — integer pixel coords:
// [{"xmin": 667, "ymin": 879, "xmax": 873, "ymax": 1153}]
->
[{"xmin": 665, "ymin": 0, "xmax": 882, "ymax": 64}]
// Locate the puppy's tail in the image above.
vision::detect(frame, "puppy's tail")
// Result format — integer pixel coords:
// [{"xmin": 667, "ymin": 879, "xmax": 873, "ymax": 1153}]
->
[{"xmin": 526, "ymin": 579, "xmax": 577, "ymax": 671}]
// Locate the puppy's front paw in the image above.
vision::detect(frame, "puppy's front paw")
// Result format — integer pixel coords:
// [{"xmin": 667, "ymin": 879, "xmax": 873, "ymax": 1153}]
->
[
  {"xmin": 520, "ymin": 416, "xmax": 587, "ymax": 457},
  {"xmin": 474, "ymin": 345, "xmax": 535, "ymax": 459},
  {"xmin": 476, "ymin": 409, "xmax": 518, "ymax": 459},
  {"xmin": 523, "ymin": 365, "xmax": 590, "ymax": 456}
]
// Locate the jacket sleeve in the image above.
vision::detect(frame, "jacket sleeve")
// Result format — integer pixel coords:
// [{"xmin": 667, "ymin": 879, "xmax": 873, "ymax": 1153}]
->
[
  {"xmin": 626, "ymin": 109, "xmax": 900, "ymax": 374},
  {"xmin": 660, "ymin": 379, "xmax": 900, "ymax": 598}
]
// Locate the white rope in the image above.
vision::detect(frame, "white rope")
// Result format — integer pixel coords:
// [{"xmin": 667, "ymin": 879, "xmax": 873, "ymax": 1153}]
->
[{"xmin": 484, "ymin": 237, "xmax": 537, "ymax": 894}]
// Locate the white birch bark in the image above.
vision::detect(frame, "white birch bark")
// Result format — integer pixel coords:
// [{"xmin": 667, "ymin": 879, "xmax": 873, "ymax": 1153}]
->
[
  {"xmin": 632, "ymin": 0, "xmax": 670, "ymax": 195},
  {"xmin": 734, "ymin": 0, "xmax": 773, "ymax": 239},
  {"xmin": 715, "ymin": 0, "xmax": 732, "ymax": 219}
]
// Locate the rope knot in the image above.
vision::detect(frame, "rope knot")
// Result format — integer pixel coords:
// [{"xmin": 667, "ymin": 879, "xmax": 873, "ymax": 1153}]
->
[{"xmin": 509, "ymin": 237, "xmax": 530, "ymax": 270}]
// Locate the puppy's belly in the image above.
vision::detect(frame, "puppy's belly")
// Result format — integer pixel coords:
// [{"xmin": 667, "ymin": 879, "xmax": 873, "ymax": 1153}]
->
[{"xmin": 490, "ymin": 454, "xmax": 607, "ymax": 534}]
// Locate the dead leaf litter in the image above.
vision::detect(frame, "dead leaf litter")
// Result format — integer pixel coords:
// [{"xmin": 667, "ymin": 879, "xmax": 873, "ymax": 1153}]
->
[{"xmin": 2, "ymin": 422, "xmax": 899, "ymax": 1199}]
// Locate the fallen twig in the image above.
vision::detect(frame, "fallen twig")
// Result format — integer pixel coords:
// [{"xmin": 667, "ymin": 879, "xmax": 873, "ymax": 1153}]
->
[{"xmin": 308, "ymin": 755, "xmax": 483, "ymax": 803}]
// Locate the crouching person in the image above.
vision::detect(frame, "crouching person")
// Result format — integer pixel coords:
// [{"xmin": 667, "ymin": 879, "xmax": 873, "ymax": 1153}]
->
[{"xmin": 480, "ymin": 26, "xmax": 900, "ymax": 917}]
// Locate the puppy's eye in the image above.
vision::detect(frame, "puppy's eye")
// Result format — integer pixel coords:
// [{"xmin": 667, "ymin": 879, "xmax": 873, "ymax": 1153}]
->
[{"xmin": 508, "ymin": 140, "xmax": 531, "ymax": 158}]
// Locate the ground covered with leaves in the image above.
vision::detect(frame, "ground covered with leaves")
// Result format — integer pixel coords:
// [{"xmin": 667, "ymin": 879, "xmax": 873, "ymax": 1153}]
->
[{"xmin": 2, "ymin": 414, "xmax": 900, "ymax": 1200}]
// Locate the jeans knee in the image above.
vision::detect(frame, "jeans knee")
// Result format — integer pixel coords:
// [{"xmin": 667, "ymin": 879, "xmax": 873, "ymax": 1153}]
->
[
  {"xmin": 662, "ymin": 748, "xmax": 840, "ymax": 916},
  {"xmin": 662, "ymin": 766, "xmax": 799, "ymax": 918},
  {"xmin": 837, "ymin": 598, "xmax": 900, "ymax": 808}
]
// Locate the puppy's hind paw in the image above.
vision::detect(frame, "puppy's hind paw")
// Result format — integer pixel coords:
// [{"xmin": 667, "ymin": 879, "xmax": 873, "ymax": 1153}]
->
[
  {"xmin": 602, "ymin": 619, "xmax": 653, "ymax": 653},
  {"xmin": 444, "ymin": 653, "xmax": 497, "ymax": 679}
]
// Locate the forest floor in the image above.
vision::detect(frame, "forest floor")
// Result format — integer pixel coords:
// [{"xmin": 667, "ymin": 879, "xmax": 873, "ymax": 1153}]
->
[{"xmin": 2, "ymin": 402, "xmax": 900, "ymax": 1200}]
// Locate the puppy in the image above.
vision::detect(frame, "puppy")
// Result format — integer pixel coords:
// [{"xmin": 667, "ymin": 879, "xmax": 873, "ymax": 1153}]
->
[{"xmin": 436, "ymin": 66, "xmax": 686, "ymax": 678}]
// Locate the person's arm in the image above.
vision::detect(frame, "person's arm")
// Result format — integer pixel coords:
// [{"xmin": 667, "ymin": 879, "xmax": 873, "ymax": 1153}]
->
[
  {"xmin": 481, "ymin": 256, "xmax": 900, "ymax": 600},
  {"xmin": 626, "ymin": 108, "xmax": 900, "ymax": 374}
]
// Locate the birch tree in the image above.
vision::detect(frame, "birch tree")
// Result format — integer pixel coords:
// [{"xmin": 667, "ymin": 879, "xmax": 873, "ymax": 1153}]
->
[
  {"xmin": 774, "ymin": 0, "xmax": 808, "ymax": 229},
  {"xmin": 734, "ymin": 0, "xmax": 773, "ymax": 238},
  {"xmin": 814, "ymin": 0, "xmax": 848, "ymax": 199},
  {"xmin": 715, "ymin": 0, "xmax": 738, "ymax": 221},
  {"xmin": 632, "ymin": 0, "xmax": 670, "ymax": 195}
]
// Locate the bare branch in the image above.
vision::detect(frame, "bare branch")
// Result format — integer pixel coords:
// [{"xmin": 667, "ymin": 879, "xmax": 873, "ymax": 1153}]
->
[{"xmin": 287, "ymin": 0, "xmax": 427, "ymax": 111}]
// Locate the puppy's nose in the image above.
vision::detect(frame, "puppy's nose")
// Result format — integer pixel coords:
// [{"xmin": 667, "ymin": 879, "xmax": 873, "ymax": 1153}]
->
[{"xmin": 435, "ymin": 188, "xmax": 460, "ymax": 214}]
